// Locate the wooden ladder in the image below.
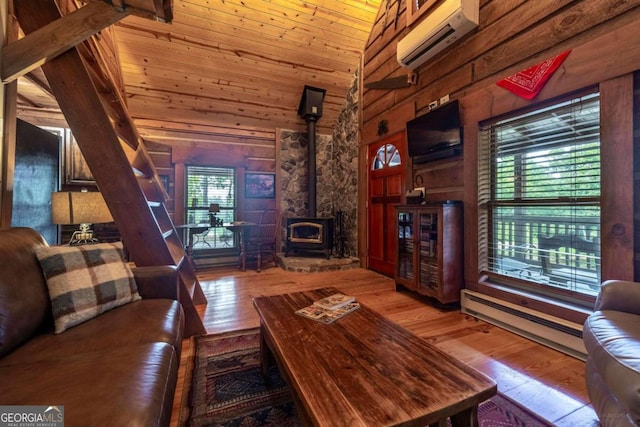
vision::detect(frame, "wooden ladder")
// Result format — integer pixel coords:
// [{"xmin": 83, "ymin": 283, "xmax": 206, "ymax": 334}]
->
[{"xmin": 14, "ymin": 0, "xmax": 207, "ymax": 337}]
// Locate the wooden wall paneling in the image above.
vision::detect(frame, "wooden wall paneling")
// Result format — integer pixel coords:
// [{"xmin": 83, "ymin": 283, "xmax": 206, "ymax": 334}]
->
[
  {"xmin": 600, "ymin": 74, "xmax": 634, "ymax": 282},
  {"xmin": 136, "ymin": 120, "xmax": 276, "ymax": 144},
  {"xmin": 146, "ymin": 143, "xmax": 173, "ymax": 212},
  {"xmin": 0, "ymin": 81, "xmax": 17, "ymax": 228},
  {"xmin": 116, "ymin": 25, "xmax": 329, "ymax": 124},
  {"xmin": 1, "ymin": 1, "xmax": 127, "ymax": 83},
  {"xmin": 361, "ymin": 1, "xmax": 640, "ymax": 137},
  {"xmin": 361, "ymin": 101, "xmax": 414, "ymax": 143},
  {"xmin": 114, "ymin": 0, "xmax": 373, "ymax": 135},
  {"xmin": 0, "ymin": 4, "xmax": 18, "ymax": 228},
  {"xmin": 409, "ymin": 64, "xmax": 474, "ymax": 115},
  {"xmin": 473, "ymin": 2, "xmax": 640, "ymax": 82},
  {"xmin": 463, "ymin": 14, "xmax": 640, "ymax": 125},
  {"xmin": 12, "ymin": 2, "xmax": 206, "ymax": 325},
  {"xmin": 176, "ymin": 0, "xmax": 374, "ymax": 50},
  {"xmin": 458, "ymin": 17, "xmax": 640, "ymax": 292},
  {"xmin": 478, "ymin": 0, "xmax": 527, "ymax": 28},
  {"xmin": 360, "ymin": 0, "xmax": 640, "ymax": 306},
  {"xmin": 172, "ymin": 145, "xmax": 256, "ymax": 167},
  {"xmin": 461, "ymin": 119, "xmax": 479, "ymax": 289},
  {"xmin": 414, "ymin": 159, "xmax": 464, "ymax": 200},
  {"xmin": 362, "ymin": 90, "xmax": 400, "ymax": 125},
  {"xmin": 364, "ymin": 0, "xmax": 403, "ymax": 52},
  {"xmin": 174, "ymin": 162, "xmax": 185, "ymax": 225},
  {"xmin": 357, "ymin": 143, "xmax": 369, "ymax": 266},
  {"xmin": 635, "ymin": 73, "xmax": 640, "ymax": 281},
  {"xmin": 363, "ymin": 7, "xmax": 406, "ymax": 75}
]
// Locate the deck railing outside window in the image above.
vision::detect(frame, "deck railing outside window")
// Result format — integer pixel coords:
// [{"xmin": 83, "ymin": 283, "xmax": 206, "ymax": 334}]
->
[
  {"xmin": 490, "ymin": 214, "xmax": 600, "ymax": 296},
  {"xmin": 479, "ymin": 91, "xmax": 601, "ymax": 298}
]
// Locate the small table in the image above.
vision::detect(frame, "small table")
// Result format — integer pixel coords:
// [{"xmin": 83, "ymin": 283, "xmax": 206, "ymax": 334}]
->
[
  {"xmin": 175, "ymin": 223, "xmax": 209, "ymax": 256},
  {"xmin": 224, "ymin": 222, "xmax": 256, "ymax": 271},
  {"xmin": 253, "ymin": 288, "xmax": 497, "ymax": 426}
]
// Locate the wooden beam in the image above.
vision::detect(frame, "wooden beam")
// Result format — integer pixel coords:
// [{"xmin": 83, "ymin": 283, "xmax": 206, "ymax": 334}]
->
[
  {"xmin": 13, "ymin": 0, "xmax": 164, "ymax": 265},
  {"xmin": 0, "ymin": 1, "xmax": 19, "ymax": 228},
  {"xmin": 600, "ymin": 74, "xmax": 634, "ymax": 282},
  {"xmin": 86, "ymin": 0, "xmax": 172, "ymax": 22},
  {"xmin": 24, "ymin": 70, "xmax": 54, "ymax": 99},
  {"xmin": 2, "ymin": 0, "xmax": 128, "ymax": 83}
]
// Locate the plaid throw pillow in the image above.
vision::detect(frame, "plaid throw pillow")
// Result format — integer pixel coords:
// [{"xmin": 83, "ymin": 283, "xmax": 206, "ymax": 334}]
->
[{"xmin": 35, "ymin": 242, "xmax": 141, "ymax": 333}]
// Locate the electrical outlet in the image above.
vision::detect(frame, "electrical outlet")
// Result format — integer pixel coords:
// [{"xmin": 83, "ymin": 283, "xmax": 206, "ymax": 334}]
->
[
  {"xmin": 440, "ymin": 94, "xmax": 450, "ymax": 104},
  {"xmin": 428, "ymin": 100, "xmax": 438, "ymax": 110}
]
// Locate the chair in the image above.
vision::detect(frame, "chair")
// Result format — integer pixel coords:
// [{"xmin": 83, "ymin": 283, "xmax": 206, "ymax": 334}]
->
[
  {"xmin": 193, "ymin": 227, "xmax": 212, "ymax": 248},
  {"xmin": 245, "ymin": 209, "xmax": 279, "ymax": 272},
  {"xmin": 537, "ymin": 232, "xmax": 600, "ymax": 290},
  {"xmin": 583, "ymin": 280, "xmax": 640, "ymax": 426}
]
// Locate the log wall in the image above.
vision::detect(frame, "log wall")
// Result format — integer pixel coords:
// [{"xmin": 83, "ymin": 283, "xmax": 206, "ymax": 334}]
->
[{"xmin": 361, "ymin": 0, "xmax": 640, "ymax": 313}]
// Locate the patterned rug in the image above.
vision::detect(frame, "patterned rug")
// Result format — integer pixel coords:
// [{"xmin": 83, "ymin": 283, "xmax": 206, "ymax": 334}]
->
[{"xmin": 178, "ymin": 328, "xmax": 554, "ymax": 427}]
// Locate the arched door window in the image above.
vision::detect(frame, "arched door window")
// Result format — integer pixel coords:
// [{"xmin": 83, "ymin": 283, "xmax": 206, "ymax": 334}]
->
[{"xmin": 372, "ymin": 143, "xmax": 401, "ymax": 170}]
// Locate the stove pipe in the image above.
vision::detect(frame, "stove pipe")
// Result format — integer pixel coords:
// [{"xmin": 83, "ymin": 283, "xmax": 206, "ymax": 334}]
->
[
  {"xmin": 306, "ymin": 116, "xmax": 317, "ymax": 217},
  {"xmin": 297, "ymin": 85, "xmax": 326, "ymax": 218}
]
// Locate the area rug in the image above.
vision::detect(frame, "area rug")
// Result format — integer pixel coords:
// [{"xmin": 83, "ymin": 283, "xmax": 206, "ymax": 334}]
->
[{"xmin": 178, "ymin": 328, "xmax": 554, "ymax": 427}]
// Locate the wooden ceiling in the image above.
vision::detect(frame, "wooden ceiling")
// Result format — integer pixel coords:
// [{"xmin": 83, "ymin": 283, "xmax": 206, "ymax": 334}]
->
[{"xmin": 16, "ymin": 0, "xmax": 382, "ymax": 134}]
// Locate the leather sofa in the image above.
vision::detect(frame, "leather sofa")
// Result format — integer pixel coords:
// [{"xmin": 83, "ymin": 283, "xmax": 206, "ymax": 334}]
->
[
  {"xmin": 0, "ymin": 227, "xmax": 185, "ymax": 427},
  {"xmin": 583, "ymin": 280, "xmax": 640, "ymax": 426}
]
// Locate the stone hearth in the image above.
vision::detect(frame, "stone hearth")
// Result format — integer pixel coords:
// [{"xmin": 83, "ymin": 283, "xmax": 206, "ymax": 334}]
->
[{"xmin": 276, "ymin": 253, "xmax": 359, "ymax": 273}]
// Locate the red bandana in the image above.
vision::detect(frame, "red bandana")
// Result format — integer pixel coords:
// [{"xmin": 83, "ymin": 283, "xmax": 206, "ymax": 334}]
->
[{"xmin": 496, "ymin": 50, "xmax": 571, "ymax": 100}]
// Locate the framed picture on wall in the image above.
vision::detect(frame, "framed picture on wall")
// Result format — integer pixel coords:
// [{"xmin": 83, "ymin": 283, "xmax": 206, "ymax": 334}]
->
[{"xmin": 245, "ymin": 172, "xmax": 275, "ymax": 198}]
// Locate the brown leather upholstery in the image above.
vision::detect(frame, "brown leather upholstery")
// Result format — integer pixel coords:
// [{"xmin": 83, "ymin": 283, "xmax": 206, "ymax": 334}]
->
[
  {"xmin": 0, "ymin": 227, "xmax": 51, "ymax": 357},
  {"xmin": 583, "ymin": 280, "xmax": 640, "ymax": 426},
  {"xmin": 0, "ymin": 227, "xmax": 184, "ymax": 427}
]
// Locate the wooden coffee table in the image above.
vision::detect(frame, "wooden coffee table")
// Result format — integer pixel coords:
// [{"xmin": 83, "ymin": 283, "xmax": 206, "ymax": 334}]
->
[{"xmin": 253, "ymin": 287, "xmax": 497, "ymax": 426}]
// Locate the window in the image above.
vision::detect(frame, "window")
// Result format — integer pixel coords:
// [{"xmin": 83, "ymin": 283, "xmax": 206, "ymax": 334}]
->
[
  {"xmin": 478, "ymin": 92, "xmax": 601, "ymax": 298},
  {"xmin": 406, "ymin": 0, "xmax": 439, "ymax": 26},
  {"xmin": 185, "ymin": 166, "xmax": 236, "ymax": 250},
  {"xmin": 372, "ymin": 143, "xmax": 401, "ymax": 170}
]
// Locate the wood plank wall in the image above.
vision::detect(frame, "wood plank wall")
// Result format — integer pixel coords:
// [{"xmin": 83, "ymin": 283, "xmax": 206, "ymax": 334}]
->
[
  {"xmin": 136, "ymin": 119, "xmax": 278, "ymax": 224},
  {"xmin": 635, "ymin": 73, "xmax": 640, "ymax": 282},
  {"xmin": 361, "ymin": 0, "xmax": 640, "ymax": 314}
]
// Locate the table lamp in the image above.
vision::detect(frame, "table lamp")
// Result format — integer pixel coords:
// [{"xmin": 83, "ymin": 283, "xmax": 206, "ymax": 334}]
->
[
  {"xmin": 52, "ymin": 190, "xmax": 114, "ymax": 245},
  {"xmin": 209, "ymin": 203, "xmax": 223, "ymax": 227}
]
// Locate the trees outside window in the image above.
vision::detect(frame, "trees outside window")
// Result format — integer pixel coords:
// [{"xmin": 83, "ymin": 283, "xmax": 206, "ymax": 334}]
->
[
  {"xmin": 185, "ymin": 166, "xmax": 236, "ymax": 250},
  {"xmin": 478, "ymin": 92, "xmax": 601, "ymax": 298}
]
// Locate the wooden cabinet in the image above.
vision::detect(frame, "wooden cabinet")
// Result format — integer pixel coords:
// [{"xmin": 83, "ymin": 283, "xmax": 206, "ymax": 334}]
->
[{"xmin": 395, "ymin": 203, "xmax": 463, "ymax": 304}]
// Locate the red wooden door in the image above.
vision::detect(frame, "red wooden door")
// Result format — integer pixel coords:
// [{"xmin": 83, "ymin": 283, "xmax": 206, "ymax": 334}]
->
[{"xmin": 368, "ymin": 132, "xmax": 406, "ymax": 277}]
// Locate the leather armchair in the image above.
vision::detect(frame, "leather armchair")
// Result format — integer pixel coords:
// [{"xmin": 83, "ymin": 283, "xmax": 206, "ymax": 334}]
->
[{"xmin": 583, "ymin": 280, "xmax": 640, "ymax": 426}]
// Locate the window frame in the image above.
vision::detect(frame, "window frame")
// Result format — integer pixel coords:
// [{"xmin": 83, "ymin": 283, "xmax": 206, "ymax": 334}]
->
[
  {"xmin": 478, "ymin": 90, "xmax": 601, "ymax": 305},
  {"xmin": 184, "ymin": 165, "xmax": 237, "ymax": 253}
]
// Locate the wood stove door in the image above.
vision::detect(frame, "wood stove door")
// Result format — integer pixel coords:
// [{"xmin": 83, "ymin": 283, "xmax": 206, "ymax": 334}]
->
[{"xmin": 368, "ymin": 133, "xmax": 406, "ymax": 277}]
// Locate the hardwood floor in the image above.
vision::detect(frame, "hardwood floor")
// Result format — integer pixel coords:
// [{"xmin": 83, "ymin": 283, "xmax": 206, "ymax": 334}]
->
[{"xmin": 170, "ymin": 266, "xmax": 599, "ymax": 426}]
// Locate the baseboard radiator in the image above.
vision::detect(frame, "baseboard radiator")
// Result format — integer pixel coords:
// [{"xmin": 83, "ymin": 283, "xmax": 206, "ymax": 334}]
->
[{"xmin": 460, "ymin": 290, "xmax": 587, "ymax": 360}]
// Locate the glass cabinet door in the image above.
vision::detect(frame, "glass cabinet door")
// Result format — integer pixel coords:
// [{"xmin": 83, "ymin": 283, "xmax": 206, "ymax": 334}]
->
[
  {"xmin": 419, "ymin": 211, "xmax": 439, "ymax": 290},
  {"xmin": 397, "ymin": 210, "xmax": 414, "ymax": 281}
]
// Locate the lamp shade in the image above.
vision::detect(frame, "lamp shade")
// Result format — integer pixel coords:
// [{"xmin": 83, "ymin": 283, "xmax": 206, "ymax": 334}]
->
[
  {"xmin": 52, "ymin": 191, "xmax": 114, "ymax": 225},
  {"xmin": 209, "ymin": 203, "xmax": 220, "ymax": 213}
]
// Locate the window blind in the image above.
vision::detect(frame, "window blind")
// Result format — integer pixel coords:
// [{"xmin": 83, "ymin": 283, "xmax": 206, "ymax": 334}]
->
[
  {"xmin": 478, "ymin": 92, "xmax": 601, "ymax": 296},
  {"xmin": 185, "ymin": 166, "xmax": 235, "ymax": 225}
]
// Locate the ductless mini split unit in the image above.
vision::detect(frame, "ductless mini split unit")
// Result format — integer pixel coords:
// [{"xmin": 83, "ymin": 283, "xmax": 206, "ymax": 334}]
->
[{"xmin": 397, "ymin": 0, "xmax": 479, "ymax": 70}]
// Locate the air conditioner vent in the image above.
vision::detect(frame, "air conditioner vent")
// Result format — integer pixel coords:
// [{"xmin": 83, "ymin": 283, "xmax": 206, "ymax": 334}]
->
[{"xmin": 397, "ymin": 0, "xmax": 478, "ymax": 70}]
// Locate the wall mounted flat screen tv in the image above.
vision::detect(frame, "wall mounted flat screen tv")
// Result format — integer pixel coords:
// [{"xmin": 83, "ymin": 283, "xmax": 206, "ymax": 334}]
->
[{"xmin": 406, "ymin": 100, "xmax": 462, "ymax": 164}]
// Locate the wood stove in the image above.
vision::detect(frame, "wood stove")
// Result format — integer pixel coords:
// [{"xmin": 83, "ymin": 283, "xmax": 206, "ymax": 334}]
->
[
  {"xmin": 287, "ymin": 85, "xmax": 334, "ymax": 259},
  {"xmin": 285, "ymin": 217, "xmax": 334, "ymax": 259}
]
